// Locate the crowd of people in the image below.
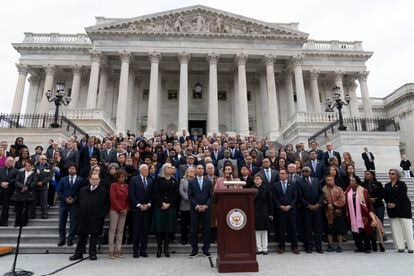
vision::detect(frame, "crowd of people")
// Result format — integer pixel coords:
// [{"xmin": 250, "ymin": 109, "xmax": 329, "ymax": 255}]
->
[{"xmin": 0, "ymin": 130, "xmax": 413, "ymax": 261}]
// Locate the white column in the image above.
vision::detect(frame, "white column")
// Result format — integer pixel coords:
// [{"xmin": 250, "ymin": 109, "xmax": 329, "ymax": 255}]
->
[
  {"xmin": 285, "ymin": 70, "xmax": 296, "ymax": 119},
  {"xmin": 116, "ymin": 50, "xmax": 131, "ymax": 134},
  {"xmin": 145, "ymin": 51, "xmax": 161, "ymax": 137},
  {"xmin": 11, "ymin": 64, "xmax": 30, "ymax": 113},
  {"xmin": 233, "ymin": 70, "xmax": 239, "ymax": 131},
  {"xmin": 178, "ymin": 52, "xmax": 190, "ymax": 134},
  {"xmin": 291, "ymin": 55, "xmax": 307, "ymax": 112},
  {"xmin": 259, "ymin": 73, "xmax": 269, "ymax": 135},
  {"xmin": 86, "ymin": 50, "xmax": 102, "ymax": 109},
  {"xmin": 127, "ymin": 68, "xmax": 136, "ymax": 131},
  {"xmin": 39, "ymin": 64, "xmax": 56, "ymax": 114},
  {"xmin": 235, "ymin": 53, "xmax": 249, "ymax": 137},
  {"xmin": 347, "ymin": 81, "xmax": 360, "ymax": 117},
  {"xmin": 334, "ymin": 70, "xmax": 345, "ymax": 101},
  {"xmin": 97, "ymin": 65, "xmax": 109, "ymax": 110},
  {"xmin": 263, "ymin": 54, "xmax": 280, "ymax": 139},
  {"xmin": 358, "ymin": 71, "xmax": 373, "ymax": 118},
  {"xmin": 69, "ymin": 65, "xmax": 82, "ymax": 109},
  {"xmin": 309, "ymin": 69, "xmax": 322, "ymax": 112},
  {"xmin": 25, "ymin": 75, "xmax": 40, "ymax": 114},
  {"xmin": 207, "ymin": 53, "xmax": 219, "ymax": 135}
]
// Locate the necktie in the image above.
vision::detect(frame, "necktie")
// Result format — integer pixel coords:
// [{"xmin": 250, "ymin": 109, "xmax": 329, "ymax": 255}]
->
[
  {"xmin": 283, "ymin": 181, "xmax": 287, "ymax": 194},
  {"xmin": 312, "ymin": 160, "xmax": 317, "ymax": 172},
  {"xmin": 89, "ymin": 147, "xmax": 93, "ymax": 157},
  {"xmin": 198, "ymin": 178, "xmax": 203, "ymax": 191},
  {"xmin": 143, "ymin": 177, "xmax": 147, "ymax": 190},
  {"xmin": 266, "ymin": 169, "xmax": 271, "ymax": 183},
  {"xmin": 70, "ymin": 176, "xmax": 74, "ymax": 187},
  {"xmin": 308, "ymin": 177, "xmax": 312, "ymax": 186}
]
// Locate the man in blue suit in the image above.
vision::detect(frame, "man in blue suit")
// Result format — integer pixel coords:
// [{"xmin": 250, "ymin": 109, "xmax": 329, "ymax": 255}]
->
[
  {"xmin": 188, "ymin": 164, "xmax": 212, "ymax": 257},
  {"xmin": 305, "ymin": 150, "xmax": 325, "ymax": 181},
  {"xmin": 272, "ymin": 169, "xmax": 299, "ymax": 255},
  {"xmin": 129, "ymin": 164, "xmax": 153, "ymax": 258},
  {"xmin": 56, "ymin": 163, "xmax": 84, "ymax": 246}
]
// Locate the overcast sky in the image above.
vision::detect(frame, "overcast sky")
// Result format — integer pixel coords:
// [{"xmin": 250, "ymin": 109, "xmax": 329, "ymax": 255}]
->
[{"xmin": 0, "ymin": 0, "xmax": 412, "ymax": 113}]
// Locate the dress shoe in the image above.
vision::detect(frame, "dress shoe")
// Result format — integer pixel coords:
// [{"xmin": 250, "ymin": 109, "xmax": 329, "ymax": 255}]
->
[
  {"xmin": 0, "ymin": 221, "xmax": 8, "ymax": 226},
  {"xmin": 326, "ymin": 245, "xmax": 333, "ymax": 252},
  {"xmin": 364, "ymin": 249, "xmax": 371, "ymax": 254},
  {"xmin": 57, "ymin": 240, "xmax": 65, "ymax": 247},
  {"xmin": 203, "ymin": 251, "xmax": 211, "ymax": 257},
  {"xmin": 316, "ymin": 249, "xmax": 325, "ymax": 254},
  {"xmin": 139, "ymin": 252, "xmax": 148, "ymax": 257},
  {"xmin": 108, "ymin": 252, "xmax": 116, "ymax": 259},
  {"xmin": 277, "ymin": 248, "xmax": 284, "ymax": 254},
  {"xmin": 67, "ymin": 240, "xmax": 73, "ymax": 246},
  {"xmin": 89, "ymin": 255, "xmax": 97, "ymax": 260},
  {"xmin": 306, "ymin": 250, "xmax": 312, "ymax": 254},
  {"xmin": 408, "ymin": 250, "xmax": 413, "ymax": 254},
  {"xmin": 379, "ymin": 244, "xmax": 385, "ymax": 252},
  {"xmin": 398, "ymin": 249, "xmax": 405, "ymax": 253},
  {"xmin": 133, "ymin": 252, "xmax": 139, "ymax": 258},
  {"xmin": 69, "ymin": 254, "xmax": 83, "ymax": 261},
  {"xmin": 292, "ymin": 248, "xmax": 300, "ymax": 254},
  {"xmin": 189, "ymin": 251, "xmax": 198, "ymax": 257},
  {"xmin": 336, "ymin": 246, "xmax": 343, "ymax": 253}
]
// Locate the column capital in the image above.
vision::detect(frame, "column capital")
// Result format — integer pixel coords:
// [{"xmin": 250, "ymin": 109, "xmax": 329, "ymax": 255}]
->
[
  {"xmin": 290, "ymin": 55, "xmax": 303, "ymax": 67},
  {"xmin": 90, "ymin": 50, "xmax": 103, "ymax": 63},
  {"xmin": 44, "ymin": 64, "xmax": 56, "ymax": 76},
  {"xmin": 178, "ymin": 51, "xmax": 191, "ymax": 64},
  {"xmin": 309, "ymin": 69, "xmax": 320, "ymax": 81},
  {"xmin": 235, "ymin": 53, "xmax": 248, "ymax": 66},
  {"xmin": 263, "ymin": 54, "xmax": 276, "ymax": 66},
  {"xmin": 15, "ymin": 63, "xmax": 30, "ymax": 76},
  {"xmin": 333, "ymin": 70, "xmax": 344, "ymax": 82},
  {"xmin": 72, "ymin": 64, "xmax": 82, "ymax": 76},
  {"xmin": 119, "ymin": 50, "xmax": 131, "ymax": 63},
  {"xmin": 28, "ymin": 75, "xmax": 40, "ymax": 85},
  {"xmin": 207, "ymin": 52, "xmax": 219, "ymax": 64},
  {"xmin": 148, "ymin": 51, "xmax": 161, "ymax": 64},
  {"xmin": 357, "ymin": 71, "xmax": 369, "ymax": 81}
]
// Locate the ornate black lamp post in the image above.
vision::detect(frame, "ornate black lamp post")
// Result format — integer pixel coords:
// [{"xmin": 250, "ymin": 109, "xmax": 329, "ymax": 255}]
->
[
  {"xmin": 326, "ymin": 86, "xmax": 351, "ymax": 131},
  {"xmin": 46, "ymin": 82, "xmax": 71, "ymax": 128}
]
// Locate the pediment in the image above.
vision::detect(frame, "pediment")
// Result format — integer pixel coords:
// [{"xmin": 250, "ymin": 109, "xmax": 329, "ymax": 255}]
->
[{"xmin": 86, "ymin": 5, "xmax": 308, "ymax": 40}]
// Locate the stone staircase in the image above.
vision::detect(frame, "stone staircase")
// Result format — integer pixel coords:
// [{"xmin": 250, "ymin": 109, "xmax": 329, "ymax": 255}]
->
[{"xmin": 1, "ymin": 173, "xmax": 413, "ymax": 254}]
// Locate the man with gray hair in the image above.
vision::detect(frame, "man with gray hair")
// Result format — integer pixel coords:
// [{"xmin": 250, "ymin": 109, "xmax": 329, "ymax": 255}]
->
[
  {"xmin": 129, "ymin": 164, "xmax": 153, "ymax": 258},
  {"xmin": 0, "ymin": 157, "xmax": 18, "ymax": 226}
]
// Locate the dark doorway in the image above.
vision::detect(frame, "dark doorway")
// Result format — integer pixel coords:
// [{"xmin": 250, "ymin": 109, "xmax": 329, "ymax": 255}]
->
[{"xmin": 188, "ymin": 120, "xmax": 206, "ymax": 137}]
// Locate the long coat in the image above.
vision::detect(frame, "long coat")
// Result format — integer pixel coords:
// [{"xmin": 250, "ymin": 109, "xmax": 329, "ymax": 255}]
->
[
  {"xmin": 384, "ymin": 180, "xmax": 412, "ymax": 219},
  {"xmin": 13, "ymin": 170, "xmax": 38, "ymax": 202},
  {"xmin": 253, "ymin": 184, "xmax": 273, "ymax": 230},
  {"xmin": 75, "ymin": 184, "xmax": 109, "ymax": 235}
]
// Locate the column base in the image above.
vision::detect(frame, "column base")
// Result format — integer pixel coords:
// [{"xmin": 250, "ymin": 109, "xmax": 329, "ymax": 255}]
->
[
  {"xmin": 238, "ymin": 129, "xmax": 250, "ymax": 138},
  {"xmin": 266, "ymin": 130, "xmax": 280, "ymax": 142},
  {"xmin": 144, "ymin": 128, "xmax": 156, "ymax": 139}
]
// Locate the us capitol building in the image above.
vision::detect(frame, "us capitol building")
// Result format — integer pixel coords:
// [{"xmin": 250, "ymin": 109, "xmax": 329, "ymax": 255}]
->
[{"xmin": 4, "ymin": 5, "xmax": 414, "ymax": 170}]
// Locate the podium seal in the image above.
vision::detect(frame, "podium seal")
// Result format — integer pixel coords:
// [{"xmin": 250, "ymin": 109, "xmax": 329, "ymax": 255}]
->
[{"xmin": 226, "ymin": 208, "xmax": 247, "ymax": 230}]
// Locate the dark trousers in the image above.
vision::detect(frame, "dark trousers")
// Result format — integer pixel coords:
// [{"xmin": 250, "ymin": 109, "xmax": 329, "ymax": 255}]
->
[
  {"xmin": 0, "ymin": 188, "xmax": 14, "ymax": 224},
  {"xmin": 30, "ymin": 189, "xmax": 48, "ymax": 217},
  {"xmin": 353, "ymin": 229, "xmax": 371, "ymax": 251},
  {"xmin": 132, "ymin": 210, "xmax": 150, "ymax": 254},
  {"xmin": 374, "ymin": 206, "xmax": 385, "ymax": 224},
  {"xmin": 59, "ymin": 203, "xmax": 76, "ymax": 242},
  {"xmin": 277, "ymin": 209, "xmax": 297, "ymax": 249},
  {"xmin": 180, "ymin": 210, "xmax": 190, "ymax": 244},
  {"xmin": 190, "ymin": 210, "xmax": 211, "ymax": 253},
  {"xmin": 47, "ymin": 184, "xmax": 56, "ymax": 206},
  {"xmin": 75, "ymin": 233, "xmax": 99, "ymax": 256},
  {"xmin": 365, "ymin": 162, "xmax": 375, "ymax": 171},
  {"xmin": 295, "ymin": 205, "xmax": 305, "ymax": 242},
  {"xmin": 303, "ymin": 208, "xmax": 323, "ymax": 251},
  {"xmin": 15, "ymin": 201, "xmax": 29, "ymax": 227}
]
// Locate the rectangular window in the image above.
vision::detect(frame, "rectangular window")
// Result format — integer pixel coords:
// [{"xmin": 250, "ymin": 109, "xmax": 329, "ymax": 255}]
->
[
  {"xmin": 143, "ymin": 89, "xmax": 149, "ymax": 100},
  {"xmin": 168, "ymin": 90, "xmax": 178, "ymax": 100},
  {"xmin": 247, "ymin": 91, "xmax": 252, "ymax": 101},
  {"xmin": 218, "ymin": 90, "xmax": 227, "ymax": 101}
]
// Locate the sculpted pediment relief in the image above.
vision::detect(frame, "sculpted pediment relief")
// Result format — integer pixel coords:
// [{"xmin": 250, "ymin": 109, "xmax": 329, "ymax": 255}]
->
[{"xmin": 87, "ymin": 5, "xmax": 308, "ymax": 39}]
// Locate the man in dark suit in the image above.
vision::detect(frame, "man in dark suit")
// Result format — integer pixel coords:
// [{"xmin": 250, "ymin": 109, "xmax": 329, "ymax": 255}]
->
[
  {"xmin": 309, "ymin": 141, "xmax": 323, "ymax": 161},
  {"xmin": 79, "ymin": 137, "xmax": 100, "ymax": 169},
  {"xmin": 69, "ymin": 173, "xmax": 109, "ymax": 261},
  {"xmin": 272, "ymin": 169, "xmax": 299, "ymax": 254},
  {"xmin": 188, "ymin": 164, "xmax": 212, "ymax": 257},
  {"xmin": 31, "ymin": 155, "xmax": 53, "ymax": 219},
  {"xmin": 100, "ymin": 140, "xmax": 115, "ymax": 167},
  {"xmin": 258, "ymin": 158, "xmax": 279, "ymax": 188},
  {"xmin": 109, "ymin": 144, "xmax": 125, "ymax": 164},
  {"xmin": 294, "ymin": 144, "xmax": 310, "ymax": 164},
  {"xmin": 322, "ymin": 142, "xmax": 341, "ymax": 167},
  {"xmin": 0, "ymin": 157, "xmax": 18, "ymax": 226},
  {"xmin": 0, "ymin": 141, "xmax": 11, "ymax": 157},
  {"xmin": 179, "ymin": 155, "xmax": 196, "ymax": 179},
  {"xmin": 46, "ymin": 141, "xmax": 60, "ymax": 161},
  {"xmin": 30, "ymin": 146, "xmax": 43, "ymax": 164},
  {"xmin": 227, "ymin": 140, "xmax": 242, "ymax": 161},
  {"xmin": 61, "ymin": 141, "xmax": 79, "ymax": 175},
  {"xmin": 305, "ymin": 150, "xmax": 325, "ymax": 180},
  {"xmin": 210, "ymin": 142, "xmax": 222, "ymax": 166},
  {"xmin": 239, "ymin": 155, "xmax": 259, "ymax": 176},
  {"xmin": 56, "ymin": 164, "xmax": 84, "ymax": 246},
  {"xmin": 129, "ymin": 164, "xmax": 153, "ymax": 258},
  {"xmin": 298, "ymin": 167, "xmax": 324, "ymax": 253},
  {"xmin": 362, "ymin": 147, "xmax": 375, "ymax": 171}
]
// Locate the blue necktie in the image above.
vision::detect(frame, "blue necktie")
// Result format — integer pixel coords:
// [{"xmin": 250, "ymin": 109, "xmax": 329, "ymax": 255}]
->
[
  {"xmin": 89, "ymin": 147, "xmax": 93, "ymax": 157},
  {"xmin": 143, "ymin": 177, "xmax": 147, "ymax": 190},
  {"xmin": 198, "ymin": 178, "xmax": 203, "ymax": 191},
  {"xmin": 282, "ymin": 182, "xmax": 287, "ymax": 194}
]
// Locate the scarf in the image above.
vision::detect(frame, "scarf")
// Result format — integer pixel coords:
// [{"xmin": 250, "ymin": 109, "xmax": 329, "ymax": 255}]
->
[{"xmin": 347, "ymin": 187, "xmax": 364, "ymax": 233}]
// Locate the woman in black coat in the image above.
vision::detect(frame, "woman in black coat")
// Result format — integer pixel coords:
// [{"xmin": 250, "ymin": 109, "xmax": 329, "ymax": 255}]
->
[
  {"xmin": 13, "ymin": 159, "xmax": 38, "ymax": 227},
  {"xmin": 252, "ymin": 174, "xmax": 273, "ymax": 254},
  {"xmin": 384, "ymin": 169, "xmax": 414, "ymax": 253}
]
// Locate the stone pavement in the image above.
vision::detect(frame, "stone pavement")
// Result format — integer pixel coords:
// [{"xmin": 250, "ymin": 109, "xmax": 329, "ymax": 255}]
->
[{"xmin": 0, "ymin": 251, "xmax": 413, "ymax": 276}]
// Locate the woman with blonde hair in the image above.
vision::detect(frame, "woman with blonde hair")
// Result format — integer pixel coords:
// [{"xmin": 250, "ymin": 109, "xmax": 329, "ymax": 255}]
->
[{"xmin": 179, "ymin": 167, "xmax": 196, "ymax": 245}]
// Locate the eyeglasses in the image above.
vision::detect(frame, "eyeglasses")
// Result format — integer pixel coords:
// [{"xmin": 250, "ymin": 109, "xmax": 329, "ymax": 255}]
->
[
  {"xmin": 388, "ymin": 172, "xmax": 396, "ymax": 175},
  {"xmin": 302, "ymin": 170, "xmax": 310, "ymax": 173}
]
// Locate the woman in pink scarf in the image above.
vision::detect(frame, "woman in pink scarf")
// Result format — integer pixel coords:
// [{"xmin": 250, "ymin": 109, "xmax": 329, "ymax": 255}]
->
[{"xmin": 345, "ymin": 177, "xmax": 374, "ymax": 253}]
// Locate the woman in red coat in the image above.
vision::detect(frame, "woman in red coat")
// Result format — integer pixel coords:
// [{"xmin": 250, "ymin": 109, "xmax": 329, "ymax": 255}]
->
[
  {"xmin": 108, "ymin": 170, "xmax": 129, "ymax": 259},
  {"xmin": 345, "ymin": 177, "xmax": 373, "ymax": 253}
]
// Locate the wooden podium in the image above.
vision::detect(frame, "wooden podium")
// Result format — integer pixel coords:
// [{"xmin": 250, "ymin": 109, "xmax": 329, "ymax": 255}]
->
[{"xmin": 215, "ymin": 188, "xmax": 259, "ymax": 273}]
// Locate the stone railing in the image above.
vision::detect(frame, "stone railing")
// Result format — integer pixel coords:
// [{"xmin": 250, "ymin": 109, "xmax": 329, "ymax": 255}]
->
[
  {"xmin": 22, "ymin": 32, "xmax": 92, "ymax": 44},
  {"xmin": 61, "ymin": 109, "xmax": 116, "ymax": 131},
  {"xmin": 303, "ymin": 40, "xmax": 363, "ymax": 51},
  {"xmin": 384, "ymin": 83, "xmax": 414, "ymax": 105},
  {"xmin": 290, "ymin": 112, "xmax": 339, "ymax": 123}
]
